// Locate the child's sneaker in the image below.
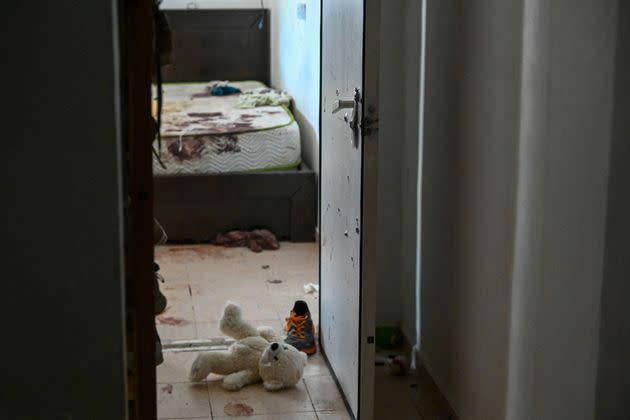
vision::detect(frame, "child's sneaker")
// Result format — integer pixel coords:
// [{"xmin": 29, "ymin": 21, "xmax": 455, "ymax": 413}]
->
[{"xmin": 284, "ymin": 300, "xmax": 317, "ymax": 355}]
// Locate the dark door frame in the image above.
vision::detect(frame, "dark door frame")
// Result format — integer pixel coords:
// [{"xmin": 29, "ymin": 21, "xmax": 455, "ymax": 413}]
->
[{"xmin": 121, "ymin": 0, "xmax": 156, "ymax": 418}]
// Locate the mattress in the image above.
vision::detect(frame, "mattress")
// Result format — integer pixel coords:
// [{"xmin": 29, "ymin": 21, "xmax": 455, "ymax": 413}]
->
[{"xmin": 153, "ymin": 81, "xmax": 301, "ymax": 175}]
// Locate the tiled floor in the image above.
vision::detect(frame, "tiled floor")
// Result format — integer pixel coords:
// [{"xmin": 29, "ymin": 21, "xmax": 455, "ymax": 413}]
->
[
  {"xmin": 155, "ymin": 242, "xmax": 447, "ymax": 419},
  {"xmin": 155, "ymin": 243, "xmax": 320, "ymax": 343},
  {"xmin": 155, "ymin": 243, "xmax": 346, "ymax": 419}
]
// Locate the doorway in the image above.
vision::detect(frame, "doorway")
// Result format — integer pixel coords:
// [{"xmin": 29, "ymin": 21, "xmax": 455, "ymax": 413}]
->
[
  {"xmin": 148, "ymin": 2, "xmax": 350, "ymax": 419},
  {"xmin": 124, "ymin": 1, "xmax": 444, "ymax": 419}
]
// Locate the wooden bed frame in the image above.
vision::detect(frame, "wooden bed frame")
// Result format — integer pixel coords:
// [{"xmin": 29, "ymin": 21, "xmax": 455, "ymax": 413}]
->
[{"xmin": 154, "ymin": 9, "xmax": 316, "ymax": 242}]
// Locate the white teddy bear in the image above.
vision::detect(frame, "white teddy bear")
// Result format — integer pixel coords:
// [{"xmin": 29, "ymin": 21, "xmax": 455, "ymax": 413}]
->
[{"xmin": 189, "ymin": 301, "xmax": 308, "ymax": 391}]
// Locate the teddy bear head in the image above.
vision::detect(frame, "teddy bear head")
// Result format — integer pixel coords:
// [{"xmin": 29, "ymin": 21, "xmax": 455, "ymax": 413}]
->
[{"xmin": 259, "ymin": 341, "xmax": 308, "ymax": 391}]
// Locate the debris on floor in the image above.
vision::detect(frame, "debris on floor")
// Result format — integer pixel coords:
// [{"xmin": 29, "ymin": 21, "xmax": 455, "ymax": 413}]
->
[
  {"xmin": 375, "ymin": 355, "xmax": 410, "ymax": 376},
  {"xmin": 262, "ymin": 264, "xmax": 270, "ymax": 269},
  {"xmin": 156, "ymin": 315, "xmax": 191, "ymax": 326},
  {"xmin": 267, "ymin": 279, "xmax": 283, "ymax": 284},
  {"xmin": 212, "ymin": 229, "xmax": 280, "ymax": 253},
  {"xmin": 224, "ymin": 402, "xmax": 254, "ymax": 416},
  {"xmin": 304, "ymin": 283, "xmax": 319, "ymax": 294},
  {"xmin": 160, "ymin": 384, "xmax": 173, "ymax": 394}
]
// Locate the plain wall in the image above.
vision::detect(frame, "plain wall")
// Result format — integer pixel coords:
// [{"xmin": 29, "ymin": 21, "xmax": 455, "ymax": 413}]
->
[
  {"xmin": 273, "ymin": 0, "xmax": 321, "ymax": 174},
  {"xmin": 374, "ymin": 1, "xmax": 404, "ymax": 326},
  {"xmin": 1, "ymin": 1, "xmax": 127, "ymax": 419},
  {"xmin": 420, "ymin": 0, "xmax": 620, "ymax": 419},
  {"xmin": 374, "ymin": 0, "xmax": 424, "ymax": 339},
  {"xmin": 420, "ymin": 1, "xmax": 523, "ymax": 418},
  {"xmin": 506, "ymin": 1, "xmax": 616, "ymax": 419},
  {"xmin": 594, "ymin": 2, "xmax": 630, "ymax": 418},
  {"xmin": 160, "ymin": 0, "xmax": 321, "ymax": 172}
]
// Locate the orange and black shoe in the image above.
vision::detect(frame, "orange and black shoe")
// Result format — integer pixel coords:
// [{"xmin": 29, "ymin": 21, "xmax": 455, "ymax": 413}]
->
[{"xmin": 284, "ymin": 300, "xmax": 317, "ymax": 355}]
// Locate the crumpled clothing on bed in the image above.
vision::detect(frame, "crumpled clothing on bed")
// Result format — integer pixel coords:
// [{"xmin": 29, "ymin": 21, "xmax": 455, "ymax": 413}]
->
[{"xmin": 237, "ymin": 87, "xmax": 292, "ymax": 109}]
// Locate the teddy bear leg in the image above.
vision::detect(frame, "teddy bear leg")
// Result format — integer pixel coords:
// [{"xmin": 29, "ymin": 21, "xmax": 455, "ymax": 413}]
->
[
  {"xmin": 222, "ymin": 369, "xmax": 261, "ymax": 391},
  {"xmin": 262, "ymin": 380, "xmax": 285, "ymax": 392},
  {"xmin": 189, "ymin": 351, "xmax": 235, "ymax": 382}
]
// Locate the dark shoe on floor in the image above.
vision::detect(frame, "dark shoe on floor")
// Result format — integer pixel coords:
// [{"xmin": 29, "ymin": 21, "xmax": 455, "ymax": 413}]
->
[
  {"xmin": 155, "ymin": 324, "xmax": 164, "ymax": 366},
  {"xmin": 284, "ymin": 300, "xmax": 317, "ymax": 355},
  {"xmin": 154, "ymin": 263, "xmax": 167, "ymax": 315}
]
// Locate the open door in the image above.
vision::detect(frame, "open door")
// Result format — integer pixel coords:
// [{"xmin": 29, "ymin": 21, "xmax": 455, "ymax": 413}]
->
[{"xmin": 320, "ymin": 1, "xmax": 380, "ymax": 419}]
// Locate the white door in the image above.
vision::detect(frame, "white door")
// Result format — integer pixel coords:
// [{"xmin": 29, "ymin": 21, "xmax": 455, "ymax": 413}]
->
[{"xmin": 320, "ymin": 1, "xmax": 380, "ymax": 419}]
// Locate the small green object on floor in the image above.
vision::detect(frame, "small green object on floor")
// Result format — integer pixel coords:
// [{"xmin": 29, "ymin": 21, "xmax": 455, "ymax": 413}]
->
[{"xmin": 375, "ymin": 326, "xmax": 404, "ymax": 349}]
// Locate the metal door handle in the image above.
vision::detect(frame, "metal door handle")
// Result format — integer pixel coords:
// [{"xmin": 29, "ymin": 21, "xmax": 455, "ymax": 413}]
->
[{"xmin": 332, "ymin": 99, "xmax": 355, "ymax": 113}]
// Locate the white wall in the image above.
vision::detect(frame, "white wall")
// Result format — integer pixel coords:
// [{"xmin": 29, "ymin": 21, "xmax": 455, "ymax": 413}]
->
[
  {"xmin": 1, "ymin": 1, "xmax": 126, "ymax": 418},
  {"xmin": 160, "ymin": 0, "xmax": 321, "ymax": 171},
  {"xmin": 421, "ymin": 1, "xmax": 523, "ymax": 418},
  {"xmin": 506, "ymin": 1, "xmax": 617, "ymax": 419},
  {"xmin": 273, "ymin": 0, "xmax": 321, "ymax": 173},
  {"xmin": 419, "ymin": 0, "xmax": 620, "ymax": 419},
  {"xmin": 374, "ymin": 0, "xmax": 424, "ymax": 338},
  {"xmin": 594, "ymin": 3, "xmax": 630, "ymax": 417},
  {"xmin": 374, "ymin": 1, "xmax": 404, "ymax": 326}
]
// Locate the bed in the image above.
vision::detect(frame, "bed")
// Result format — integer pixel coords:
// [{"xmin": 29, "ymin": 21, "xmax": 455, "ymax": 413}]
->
[{"xmin": 153, "ymin": 9, "xmax": 316, "ymax": 242}]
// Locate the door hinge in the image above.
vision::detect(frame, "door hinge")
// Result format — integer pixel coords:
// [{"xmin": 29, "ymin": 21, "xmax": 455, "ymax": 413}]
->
[{"xmin": 362, "ymin": 116, "xmax": 379, "ymax": 137}]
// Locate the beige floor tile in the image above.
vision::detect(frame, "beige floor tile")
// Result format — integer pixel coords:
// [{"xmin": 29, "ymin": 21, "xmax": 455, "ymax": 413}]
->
[
  {"xmin": 193, "ymin": 288, "xmax": 272, "ymax": 311},
  {"xmin": 208, "ymin": 380, "xmax": 314, "ymax": 416},
  {"xmin": 265, "ymin": 277, "xmax": 312, "ymax": 296},
  {"xmin": 193, "ymin": 295, "xmax": 280, "ymax": 323},
  {"xmin": 196, "ymin": 319, "xmax": 285, "ymax": 340},
  {"xmin": 161, "ymin": 283, "xmax": 192, "ymax": 303},
  {"xmin": 317, "ymin": 411, "xmax": 352, "ymax": 420},
  {"xmin": 157, "ymin": 323, "xmax": 197, "ymax": 341},
  {"xmin": 158, "ymin": 297, "xmax": 196, "ymax": 322},
  {"xmin": 215, "ymin": 414, "xmax": 318, "ymax": 420},
  {"xmin": 158, "ymin": 267, "xmax": 190, "ymax": 286},
  {"xmin": 157, "ymin": 351, "xmax": 200, "ymax": 384},
  {"xmin": 270, "ymin": 295, "xmax": 319, "ymax": 320},
  {"xmin": 304, "ymin": 376, "xmax": 346, "ymax": 412},
  {"xmin": 198, "ymin": 293, "xmax": 280, "ymax": 322},
  {"xmin": 192, "ymin": 294, "xmax": 230, "ymax": 322},
  {"xmin": 190, "ymin": 276, "xmax": 270, "ymax": 298},
  {"xmin": 194, "ymin": 321, "xmax": 222, "ymax": 339},
  {"xmin": 156, "ymin": 382, "xmax": 211, "ymax": 419},
  {"xmin": 304, "ymin": 353, "xmax": 330, "ymax": 378}
]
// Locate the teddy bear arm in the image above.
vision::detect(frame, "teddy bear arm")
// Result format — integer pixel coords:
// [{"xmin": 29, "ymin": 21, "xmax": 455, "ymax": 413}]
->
[
  {"xmin": 256, "ymin": 326, "xmax": 280, "ymax": 342},
  {"xmin": 222, "ymin": 369, "xmax": 261, "ymax": 391}
]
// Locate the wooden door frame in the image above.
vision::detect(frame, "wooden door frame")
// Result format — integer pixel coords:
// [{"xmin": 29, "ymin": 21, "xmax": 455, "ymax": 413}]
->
[{"xmin": 121, "ymin": 0, "xmax": 156, "ymax": 418}]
